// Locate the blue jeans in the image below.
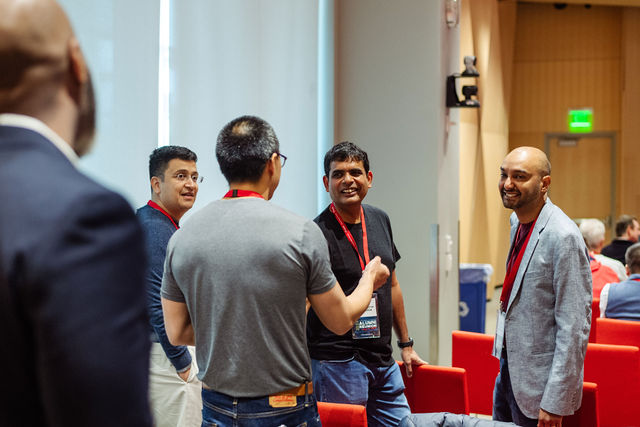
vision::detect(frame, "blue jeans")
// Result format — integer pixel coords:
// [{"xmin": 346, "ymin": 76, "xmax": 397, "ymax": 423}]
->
[
  {"xmin": 493, "ymin": 350, "xmax": 537, "ymax": 427},
  {"xmin": 311, "ymin": 357, "xmax": 410, "ymax": 427},
  {"xmin": 201, "ymin": 387, "xmax": 321, "ymax": 427}
]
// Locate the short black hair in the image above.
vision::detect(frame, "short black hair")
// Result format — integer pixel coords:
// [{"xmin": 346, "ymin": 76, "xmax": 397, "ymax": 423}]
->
[
  {"xmin": 149, "ymin": 146, "xmax": 197, "ymax": 180},
  {"xmin": 626, "ymin": 242, "xmax": 640, "ymax": 273},
  {"xmin": 615, "ymin": 215, "xmax": 638, "ymax": 238},
  {"xmin": 323, "ymin": 141, "xmax": 370, "ymax": 177},
  {"xmin": 216, "ymin": 115, "xmax": 280, "ymax": 183}
]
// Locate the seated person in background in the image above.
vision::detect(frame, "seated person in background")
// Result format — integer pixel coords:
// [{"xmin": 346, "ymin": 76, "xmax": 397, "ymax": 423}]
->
[
  {"xmin": 601, "ymin": 215, "xmax": 640, "ymax": 265},
  {"xmin": 580, "ymin": 218, "xmax": 627, "ymax": 281},
  {"xmin": 579, "ymin": 219, "xmax": 624, "ymax": 297},
  {"xmin": 600, "ymin": 242, "xmax": 640, "ymax": 320}
]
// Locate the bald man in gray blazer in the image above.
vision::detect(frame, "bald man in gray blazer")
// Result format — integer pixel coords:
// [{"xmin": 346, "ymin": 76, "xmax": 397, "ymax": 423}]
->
[{"xmin": 493, "ymin": 147, "xmax": 591, "ymax": 427}]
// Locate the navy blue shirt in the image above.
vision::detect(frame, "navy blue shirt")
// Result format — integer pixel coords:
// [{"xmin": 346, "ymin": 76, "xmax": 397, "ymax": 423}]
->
[{"xmin": 137, "ymin": 203, "xmax": 192, "ymax": 371}]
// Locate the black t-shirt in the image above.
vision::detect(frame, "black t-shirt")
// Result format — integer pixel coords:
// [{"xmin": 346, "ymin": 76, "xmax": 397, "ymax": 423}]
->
[
  {"xmin": 601, "ymin": 239, "xmax": 634, "ymax": 265},
  {"xmin": 308, "ymin": 204, "xmax": 400, "ymax": 366}
]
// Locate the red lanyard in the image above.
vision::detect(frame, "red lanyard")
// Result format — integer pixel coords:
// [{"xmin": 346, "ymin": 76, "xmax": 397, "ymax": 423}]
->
[
  {"xmin": 500, "ymin": 219, "xmax": 537, "ymax": 311},
  {"xmin": 147, "ymin": 200, "xmax": 179, "ymax": 230},
  {"xmin": 330, "ymin": 203, "xmax": 369, "ymax": 271},
  {"xmin": 223, "ymin": 189, "xmax": 264, "ymax": 199}
]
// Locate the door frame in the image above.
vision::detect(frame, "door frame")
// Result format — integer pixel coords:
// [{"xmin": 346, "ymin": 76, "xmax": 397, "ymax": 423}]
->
[{"xmin": 544, "ymin": 131, "xmax": 617, "ymax": 228}]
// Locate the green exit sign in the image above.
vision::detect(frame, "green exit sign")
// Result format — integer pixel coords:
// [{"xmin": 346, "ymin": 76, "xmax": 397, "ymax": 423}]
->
[{"xmin": 568, "ymin": 109, "xmax": 593, "ymax": 133}]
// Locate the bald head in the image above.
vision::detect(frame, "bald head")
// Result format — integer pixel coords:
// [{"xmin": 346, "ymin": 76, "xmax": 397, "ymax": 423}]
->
[
  {"xmin": 0, "ymin": 0, "xmax": 73, "ymax": 105},
  {"xmin": 505, "ymin": 147, "xmax": 551, "ymax": 178},
  {"xmin": 499, "ymin": 146, "xmax": 552, "ymax": 222},
  {"xmin": 0, "ymin": 0, "xmax": 96, "ymax": 156}
]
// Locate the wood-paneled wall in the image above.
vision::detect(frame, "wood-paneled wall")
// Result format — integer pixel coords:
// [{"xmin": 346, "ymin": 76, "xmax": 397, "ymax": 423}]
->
[
  {"xmin": 510, "ymin": 3, "xmax": 622, "ymax": 150},
  {"xmin": 621, "ymin": 8, "xmax": 640, "ymax": 220},
  {"xmin": 462, "ymin": 1, "xmax": 640, "ymax": 292},
  {"xmin": 509, "ymin": 2, "xmax": 640, "ymax": 233}
]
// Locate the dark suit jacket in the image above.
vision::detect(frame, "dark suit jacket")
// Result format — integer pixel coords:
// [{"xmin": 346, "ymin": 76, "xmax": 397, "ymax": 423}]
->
[{"xmin": 0, "ymin": 124, "xmax": 152, "ymax": 426}]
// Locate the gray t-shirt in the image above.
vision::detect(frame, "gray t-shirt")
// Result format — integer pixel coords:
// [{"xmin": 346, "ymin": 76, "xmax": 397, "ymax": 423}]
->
[{"xmin": 161, "ymin": 198, "xmax": 336, "ymax": 397}]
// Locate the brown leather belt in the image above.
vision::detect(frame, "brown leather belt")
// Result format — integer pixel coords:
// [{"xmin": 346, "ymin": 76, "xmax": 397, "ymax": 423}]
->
[{"xmin": 272, "ymin": 382, "xmax": 313, "ymax": 396}]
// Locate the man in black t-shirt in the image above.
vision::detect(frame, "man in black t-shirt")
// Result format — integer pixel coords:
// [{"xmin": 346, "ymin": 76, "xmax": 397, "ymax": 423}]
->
[
  {"xmin": 308, "ymin": 142, "xmax": 426, "ymax": 427},
  {"xmin": 601, "ymin": 215, "xmax": 640, "ymax": 265}
]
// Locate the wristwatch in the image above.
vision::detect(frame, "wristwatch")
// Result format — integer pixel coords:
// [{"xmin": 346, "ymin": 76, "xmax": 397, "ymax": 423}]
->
[{"xmin": 397, "ymin": 338, "xmax": 414, "ymax": 349}]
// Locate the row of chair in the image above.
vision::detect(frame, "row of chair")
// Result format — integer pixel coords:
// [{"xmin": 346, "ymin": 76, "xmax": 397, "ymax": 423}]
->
[
  {"xmin": 317, "ymin": 363, "xmax": 472, "ymax": 427},
  {"xmin": 453, "ymin": 328, "xmax": 640, "ymax": 427},
  {"xmin": 319, "ymin": 316, "xmax": 640, "ymax": 427}
]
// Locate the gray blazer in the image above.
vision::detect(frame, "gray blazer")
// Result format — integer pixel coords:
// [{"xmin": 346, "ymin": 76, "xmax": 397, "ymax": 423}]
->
[{"xmin": 501, "ymin": 198, "xmax": 592, "ymax": 418}]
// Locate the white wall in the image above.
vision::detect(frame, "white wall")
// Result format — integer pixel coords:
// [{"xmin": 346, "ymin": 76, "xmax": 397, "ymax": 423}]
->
[
  {"xmin": 169, "ymin": 0, "xmax": 320, "ymax": 219},
  {"xmin": 59, "ymin": 0, "xmax": 160, "ymax": 208},
  {"xmin": 334, "ymin": 0, "xmax": 460, "ymax": 364}
]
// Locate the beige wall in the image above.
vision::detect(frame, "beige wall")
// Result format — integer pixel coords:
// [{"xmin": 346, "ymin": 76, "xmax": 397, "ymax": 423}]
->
[{"xmin": 459, "ymin": 0, "xmax": 514, "ymax": 293}]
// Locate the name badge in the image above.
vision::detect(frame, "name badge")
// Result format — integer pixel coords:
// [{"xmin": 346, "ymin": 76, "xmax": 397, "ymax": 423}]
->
[
  {"xmin": 352, "ymin": 294, "xmax": 381, "ymax": 339},
  {"xmin": 492, "ymin": 310, "xmax": 506, "ymax": 359}
]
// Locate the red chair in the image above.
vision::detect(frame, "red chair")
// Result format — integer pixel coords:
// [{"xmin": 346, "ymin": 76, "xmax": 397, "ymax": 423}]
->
[
  {"xmin": 317, "ymin": 401, "xmax": 367, "ymax": 427},
  {"xmin": 583, "ymin": 343, "xmax": 640, "ymax": 427},
  {"xmin": 563, "ymin": 382, "xmax": 600, "ymax": 427},
  {"xmin": 589, "ymin": 298, "xmax": 600, "ymax": 343},
  {"xmin": 398, "ymin": 361, "xmax": 470, "ymax": 415},
  {"xmin": 596, "ymin": 317, "xmax": 640, "ymax": 347},
  {"xmin": 451, "ymin": 330, "xmax": 498, "ymax": 415}
]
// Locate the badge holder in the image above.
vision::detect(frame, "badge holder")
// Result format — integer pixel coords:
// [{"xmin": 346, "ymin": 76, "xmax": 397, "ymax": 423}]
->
[{"xmin": 352, "ymin": 294, "xmax": 381, "ymax": 339}]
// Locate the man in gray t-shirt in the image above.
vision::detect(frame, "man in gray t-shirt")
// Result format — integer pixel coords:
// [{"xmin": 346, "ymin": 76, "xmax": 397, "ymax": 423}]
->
[{"xmin": 161, "ymin": 115, "xmax": 389, "ymax": 426}]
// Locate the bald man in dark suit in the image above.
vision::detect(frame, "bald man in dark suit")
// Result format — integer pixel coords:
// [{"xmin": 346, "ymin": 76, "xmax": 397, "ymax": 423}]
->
[{"xmin": 0, "ymin": 1, "xmax": 151, "ymax": 425}]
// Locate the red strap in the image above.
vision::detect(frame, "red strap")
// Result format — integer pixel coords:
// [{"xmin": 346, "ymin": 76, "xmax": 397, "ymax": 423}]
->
[
  {"xmin": 500, "ymin": 219, "xmax": 537, "ymax": 312},
  {"xmin": 147, "ymin": 200, "xmax": 179, "ymax": 230},
  {"xmin": 223, "ymin": 189, "xmax": 264, "ymax": 199},
  {"xmin": 329, "ymin": 203, "xmax": 370, "ymax": 271}
]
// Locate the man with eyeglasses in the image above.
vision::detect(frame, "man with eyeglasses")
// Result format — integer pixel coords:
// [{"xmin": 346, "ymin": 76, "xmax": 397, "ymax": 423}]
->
[
  {"xmin": 136, "ymin": 145, "xmax": 202, "ymax": 427},
  {"xmin": 161, "ymin": 115, "xmax": 390, "ymax": 426}
]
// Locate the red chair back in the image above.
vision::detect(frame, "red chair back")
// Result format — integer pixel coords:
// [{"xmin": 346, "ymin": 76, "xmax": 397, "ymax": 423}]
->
[
  {"xmin": 563, "ymin": 382, "xmax": 600, "ymax": 427},
  {"xmin": 451, "ymin": 330, "xmax": 498, "ymax": 415},
  {"xmin": 317, "ymin": 401, "xmax": 367, "ymax": 427},
  {"xmin": 584, "ymin": 343, "xmax": 640, "ymax": 427},
  {"xmin": 589, "ymin": 298, "xmax": 600, "ymax": 343},
  {"xmin": 596, "ymin": 317, "xmax": 640, "ymax": 347},
  {"xmin": 398, "ymin": 361, "xmax": 470, "ymax": 415}
]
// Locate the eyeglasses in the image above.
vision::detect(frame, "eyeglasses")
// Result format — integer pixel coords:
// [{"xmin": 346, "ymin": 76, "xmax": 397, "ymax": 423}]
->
[
  {"xmin": 172, "ymin": 173, "xmax": 203, "ymax": 184},
  {"xmin": 278, "ymin": 153, "xmax": 287, "ymax": 167}
]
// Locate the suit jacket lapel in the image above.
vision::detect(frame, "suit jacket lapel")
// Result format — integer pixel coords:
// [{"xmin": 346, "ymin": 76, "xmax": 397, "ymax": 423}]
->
[{"xmin": 505, "ymin": 198, "xmax": 555, "ymax": 313}]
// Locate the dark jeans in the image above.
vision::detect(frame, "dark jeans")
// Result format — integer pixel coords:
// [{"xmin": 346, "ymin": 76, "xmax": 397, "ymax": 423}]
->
[
  {"xmin": 493, "ymin": 350, "xmax": 538, "ymax": 427},
  {"xmin": 201, "ymin": 387, "xmax": 321, "ymax": 427}
]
